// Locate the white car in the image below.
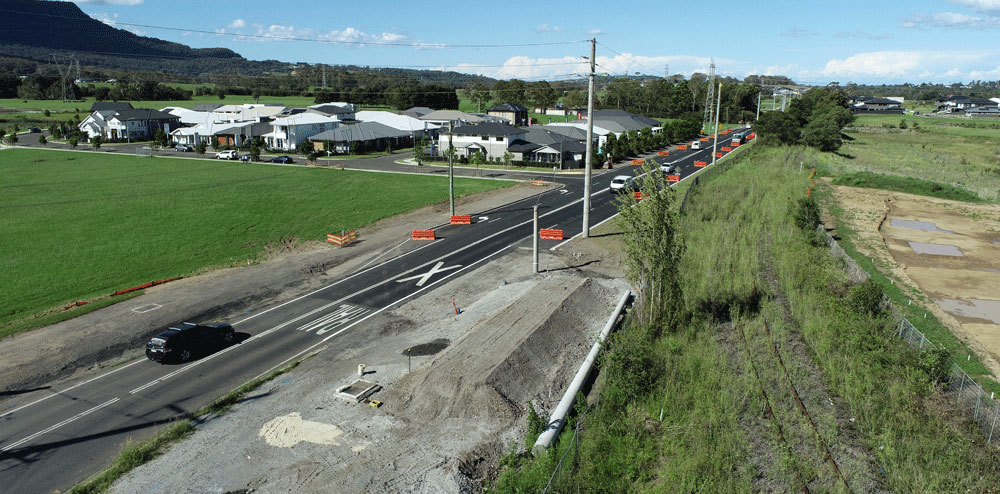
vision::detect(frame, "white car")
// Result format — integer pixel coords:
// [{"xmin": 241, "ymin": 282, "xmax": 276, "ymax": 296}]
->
[
  {"xmin": 660, "ymin": 164, "xmax": 679, "ymax": 175},
  {"xmin": 690, "ymin": 141, "xmax": 702, "ymax": 150},
  {"xmin": 609, "ymin": 175, "xmax": 636, "ymax": 193},
  {"xmin": 215, "ymin": 150, "xmax": 238, "ymax": 160}
]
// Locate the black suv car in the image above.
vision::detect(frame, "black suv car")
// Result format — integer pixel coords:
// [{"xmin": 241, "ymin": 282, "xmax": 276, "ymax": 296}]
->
[{"xmin": 145, "ymin": 322, "xmax": 235, "ymax": 363}]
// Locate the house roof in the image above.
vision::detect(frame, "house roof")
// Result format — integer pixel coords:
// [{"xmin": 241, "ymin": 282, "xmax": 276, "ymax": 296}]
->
[
  {"xmin": 521, "ymin": 127, "xmax": 587, "ymax": 153},
  {"xmin": 507, "ymin": 140, "xmax": 543, "ymax": 153},
  {"xmin": 402, "ymin": 106, "xmax": 434, "ymax": 118},
  {"xmin": 419, "ymin": 110, "xmax": 484, "ymax": 124},
  {"xmin": 308, "ymin": 122, "xmax": 409, "ymax": 143},
  {"xmin": 572, "ymin": 109, "xmax": 660, "ymax": 132},
  {"xmin": 538, "ymin": 124, "xmax": 590, "ymax": 141},
  {"xmin": 864, "ymin": 98, "xmax": 900, "ymax": 105},
  {"xmin": 270, "ymin": 113, "xmax": 340, "ymax": 126},
  {"xmin": 447, "ymin": 122, "xmax": 526, "ymax": 137},
  {"xmin": 110, "ymin": 109, "xmax": 179, "ymax": 121},
  {"xmin": 309, "ymin": 104, "xmax": 355, "ymax": 116},
  {"xmin": 192, "ymin": 103, "xmax": 223, "ymax": 112},
  {"xmin": 488, "ymin": 102, "xmax": 529, "ymax": 113},
  {"xmin": 355, "ymin": 110, "xmax": 440, "ymax": 132},
  {"xmin": 90, "ymin": 101, "xmax": 134, "ymax": 112}
]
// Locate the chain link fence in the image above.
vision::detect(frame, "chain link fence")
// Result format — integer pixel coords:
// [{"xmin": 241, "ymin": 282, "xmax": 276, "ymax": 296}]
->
[{"xmin": 898, "ymin": 318, "xmax": 1000, "ymax": 443}]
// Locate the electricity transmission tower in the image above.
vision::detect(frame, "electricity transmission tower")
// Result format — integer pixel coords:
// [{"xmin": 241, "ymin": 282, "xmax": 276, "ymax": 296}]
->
[
  {"xmin": 702, "ymin": 58, "xmax": 716, "ymax": 132},
  {"xmin": 51, "ymin": 54, "xmax": 77, "ymax": 101}
]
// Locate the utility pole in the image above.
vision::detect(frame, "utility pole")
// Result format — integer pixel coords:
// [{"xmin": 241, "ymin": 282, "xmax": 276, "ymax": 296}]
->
[
  {"xmin": 711, "ymin": 82, "xmax": 721, "ymax": 167},
  {"xmin": 448, "ymin": 121, "xmax": 455, "ymax": 216},
  {"xmin": 532, "ymin": 205, "xmax": 539, "ymax": 273},
  {"xmin": 756, "ymin": 92, "xmax": 761, "ymax": 121},
  {"xmin": 582, "ymin": 38, "xmax": 596, "ymax": 238},
  {"xmin": 702, "ymin": 59, "xmax": 716, "ymax": 132}
]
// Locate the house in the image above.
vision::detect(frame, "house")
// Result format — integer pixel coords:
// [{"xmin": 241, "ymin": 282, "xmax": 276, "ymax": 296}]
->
[
  {"xmin": 517, "ymin": 127, "xmax": 589, "ymax": 168},
  {"xmin": 964, "ymin": 106, "xmax": 1000, "ymax": 118},
  {"xmin": 355, "ymin": 110, "xmax": 440, "ymax": 138},
  {"xmin": 191, "ymin": 103, "xmax": 223, "ymax": 112},
  {"xmin": 89, "ymin": 101, "xmax": 133, "ymax": 113},
  {"xmin": 308, "ymin": 122, "xmax": 411, "ymax": 153},
  {"xmin": 571, "ymin": 109, "xmax": 661, "ymax": 136},
  {"xmin": 213, "ymin": 121, "xmax": 273, "ymax": 147},
  {"xmin": 262, "ymin": 112, "xmax": 340, "ymax": 151},
  {"xmin": 544, "ymin": 122, "xmax": 611, "ymax": 150},
  {"xmin": 852, "ymin": 97, "xmax": 904, "ymax": 113},
  {"xmin": 487, "ymin": 103, "xmax": 529, "ymax": 127},
  {"xmin": 419, "ymin": 110, "xmax": 486, "ymax": 128},
  {"xmin": 79, "ymin": 108, "xmax": 179, "ymax": 141},
  {"xmin": 402, "ymin": 106, "xmax": 434, "ymax": 119},
  {"xmin": 936, "ymin": 95, "xmax": 999, "ymax": 112},
  {"xmin": 437, "ymin": 122, "xmax": 526, "ymax": 160}
]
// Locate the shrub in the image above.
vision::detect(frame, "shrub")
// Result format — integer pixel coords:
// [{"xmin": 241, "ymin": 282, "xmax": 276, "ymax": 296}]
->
[
  {"xmin": 792, "ymin": 196, "xmax": 821, "ymax": 231},
  {"xmin": 919, "ymin": 345, "xmax": 952, "ymax": 384},
  {"xmin": 525, "ymin": 402, "xmax": 545, "ymax": 448},
  {"xmin": 847, "ymin": 278, "xmax": 884, "ymax": 316}
]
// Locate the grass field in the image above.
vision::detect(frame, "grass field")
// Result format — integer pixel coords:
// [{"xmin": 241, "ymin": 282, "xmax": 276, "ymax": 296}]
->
[
  {"xmin": 495, "ymin": 145, "xmax": 1000, "ymax": 492},
  {"xmin": 811, "ymin": 113, "xmax": 1000, "ymax": 201},
  {"xmin": 832, "ymin": 171, "xmax": 983, "ymax": 202},
  {"xmin": 0, "ymin": 149, "xmax": 510, "ymax": 337}
]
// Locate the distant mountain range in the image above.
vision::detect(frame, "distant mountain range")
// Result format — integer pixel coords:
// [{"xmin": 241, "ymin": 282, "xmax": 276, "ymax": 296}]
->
[{"xmin": 0, "ymin": 0, "xmax": 486, "ymax": 85}]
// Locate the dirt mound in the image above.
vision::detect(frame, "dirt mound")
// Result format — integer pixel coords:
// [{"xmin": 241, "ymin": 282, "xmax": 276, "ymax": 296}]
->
[{"xmin": 387, "ymin": 277, "xmax": 615, "ymax": 422}]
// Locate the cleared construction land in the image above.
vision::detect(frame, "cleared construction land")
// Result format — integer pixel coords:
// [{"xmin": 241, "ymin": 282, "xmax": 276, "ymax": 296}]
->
[{"xmin": 0, "ymin": 148, "xmax": 510, "ymax": 338}]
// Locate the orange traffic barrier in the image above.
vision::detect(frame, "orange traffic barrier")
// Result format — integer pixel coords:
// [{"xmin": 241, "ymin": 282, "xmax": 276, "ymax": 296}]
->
[
  {"xmin": 531, "ymin": 178, "xmax": 545, "ymax": 186},
  {"xmin": 677, "ymin": 145, "xmax": 688, "ymax": 150},
  {"xmin": 450, "ymin": 215, "xmax": 472, "ymax": 225},
  {"xmin": 631, "ymin": 159, "xmax": 644, "ymax": 165},
  {"xmin": 657, "ymin": 151, "xmax": 669, "ymax": 156},
  {"xmin": 710, "ymin": 134, "xmax": 715, "ymax": 138},
  {"xmin": 327, "ymin": 230, "xmax": 358, "ymax": 247},
  {"xmin": 732, "ymin": 142, "xmax": 741, "ymax": 147},
  {"xmin": 539, "ymin": 228, "xmax": 564, "ymax": 240},
  {"xmin": 412, "ymin": 229, "xmax": 436, "ymax": 240},
  {"xmin": 112, "ymin": 276, "xmax": 183, "ymax": 297},
  {"xmin": 666, "ymin": 175, "xmax": 680, "ymax": 183},
  {"xmin": 722, "ymin": 146, "xmax": 732, "ymax": 152},
  {"xmin": 699, "ymin": 137, "xmax": 709, "ymax": 142},
  {"xmin": 694, "ymin": 161, "xmax": 707, "ymax": 167},
  {"xmin": 720, "ymin": 129, "xmax": 730, "ymax": 135},
  {"xmin": 716, "ymin": 152, "xmax": 723, "ymax": 158},
  {"xmin": 633, "ymin": 191, "xmax": 648, "ymax": 200}
]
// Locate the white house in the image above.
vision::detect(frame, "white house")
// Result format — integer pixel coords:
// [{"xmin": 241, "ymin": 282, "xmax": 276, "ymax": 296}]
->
[
  {"xmin": 78, "ymin": 109, "xmax": 179, "ymax": 141},
  {"xmin": 263, "ymin": 113, "xmax": 340, "ymax": 151},
  {"xmin": 437, "ymin": 122, "xmax": 526, "ymax": 160},
  {"xmin": 355, "ymin": 110, "xmax": 440, "ymax": 138}
]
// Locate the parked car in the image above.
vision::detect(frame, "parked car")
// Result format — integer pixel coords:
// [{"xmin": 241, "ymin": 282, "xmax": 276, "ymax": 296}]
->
[
  {"xmin": 270, "ymin": 155, "xmax": 294, "ymax": 164},
  {"xmin": 28, "ymin": 127, "xmax": 41, "ymax": 133},
  {"xmin": 145, "ymin": 322, "xmax": 235, "ymax": 363},
  {"xmin": 690, "ymin": 141, "xmax": 701, "ymax": 150},
  {"xmin": 240, "ymin": 153, "xmax": 252, "ymax": 162},
  {"xmin": 175, "ymin": 144, "xmax": 193, "ymax": 152},
  {"xmin": 215, "ymin": 150, "xmax": 238, "ymax": 160},
  {"xmin": 609, "ymin": 175, "xmax": 637, "ymax": 193}
]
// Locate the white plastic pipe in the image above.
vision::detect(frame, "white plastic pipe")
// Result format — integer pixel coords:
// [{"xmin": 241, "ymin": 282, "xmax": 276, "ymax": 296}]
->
[{"xmin": 533, "ymin": 290, "xmax": 632, "ymax": 453}]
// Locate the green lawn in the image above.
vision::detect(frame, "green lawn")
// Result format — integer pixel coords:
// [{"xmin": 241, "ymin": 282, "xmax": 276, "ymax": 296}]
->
[{"xmin": 0, "ymin": 149, "xmax": 511, "ymax": 336}]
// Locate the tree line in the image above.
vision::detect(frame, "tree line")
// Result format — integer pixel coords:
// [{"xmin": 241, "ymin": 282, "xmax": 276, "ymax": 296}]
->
[{"xmin": 755, "ymin": 86, "xmax": 853, "ymax": 152}]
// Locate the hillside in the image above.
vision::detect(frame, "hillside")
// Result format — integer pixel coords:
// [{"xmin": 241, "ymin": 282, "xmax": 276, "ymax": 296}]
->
[{"xmin": 0, "ymin": 0, "xmax": 486, "ymax": 85}]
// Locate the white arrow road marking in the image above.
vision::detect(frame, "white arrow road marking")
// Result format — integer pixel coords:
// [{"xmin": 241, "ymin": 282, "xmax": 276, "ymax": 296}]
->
[
  {"xmin": 479, "ymin": 216, "xmax": 489, "ymax": 221},
  {"xmin": 395, "ymin": 261, "xmax": 462, "ymax": 287},
  {"xmin": 297, "ymin": 304, "xmax": 369, "ymax": 335},
  {"xmin": 558, "ymin": 189, "xmax": 569, "ymax": 194}
]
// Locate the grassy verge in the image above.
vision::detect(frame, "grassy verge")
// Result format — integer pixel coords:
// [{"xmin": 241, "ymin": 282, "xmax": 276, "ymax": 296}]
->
[
  {"xmin": 831, "ymin": 171, "xmax": 982, "ymax": 202},
  {"xmin": 493, "ymin": 144, "xmax": 1000, "ymax": 492},
  {"xmin": 69, "ymin": 357, "xmax": 307, "ymax": 494},
  {"xmin": 1, "ymin": 149, "xmax": 511, "ymax": 337},
  {"xmin": 0, "ymin": 291, "xmax": 143, "ymax": 339}
]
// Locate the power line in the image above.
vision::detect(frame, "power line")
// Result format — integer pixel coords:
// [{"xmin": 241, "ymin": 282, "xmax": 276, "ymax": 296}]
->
[
  {"xmin": 0, "ymin": 8, "xmax": 588, "ymax": 49},
  {"xmin": 595, "ymin": 42, "xmax": 663, "ymax": 76}
]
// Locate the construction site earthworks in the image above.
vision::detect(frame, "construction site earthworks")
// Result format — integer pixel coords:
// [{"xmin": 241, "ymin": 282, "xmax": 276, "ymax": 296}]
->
[{"xmin": 829, "ymin": 182, "xmax": 1000, "ymax": 375}]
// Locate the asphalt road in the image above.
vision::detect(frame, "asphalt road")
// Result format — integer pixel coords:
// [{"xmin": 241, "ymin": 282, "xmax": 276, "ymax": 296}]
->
[{"xmin": 0, "ymin": 129, "xmax": 749, "ymax": 493}]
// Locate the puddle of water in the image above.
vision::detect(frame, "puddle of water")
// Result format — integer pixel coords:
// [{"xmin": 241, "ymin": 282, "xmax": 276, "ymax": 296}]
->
[
  {"xmin": 908, "ymin": 241, "xmax": 963, "ymax": 256},
  {"xmin": 936, "ymin": 298, "xmax": 1000, "ymax": 325},
  {"xmin": 890, "ymin": 219, "xmax": 954, "ymax": 234}
]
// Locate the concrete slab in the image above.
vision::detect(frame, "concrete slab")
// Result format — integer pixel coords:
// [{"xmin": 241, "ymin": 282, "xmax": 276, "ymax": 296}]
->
[
  {"xmin": 908, "ymin": 241, "xmax": 963, "ymax": 256},
  {"xmin": 336, "ymin": 379, "xmax": 380, "ymax": 403},
  {"xmin": 890, "ymin": 219, "xmax": 954, "ymax": 233}
]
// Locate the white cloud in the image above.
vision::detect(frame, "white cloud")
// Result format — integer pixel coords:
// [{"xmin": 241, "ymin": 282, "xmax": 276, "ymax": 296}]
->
[
  {"xmin": 901, "ymin": 11, "xmax": 1000, "ymax": 28},
  {"xmin": 227, "ymin": 18, "xmax": 246, "ymax": 30},
  {"xmin": 835, "ymin": 28, "xmax": 893, "ymax": 40},
  {"xmin": 951, "ymin": 0, "xmax": 1000, "ymax": 14},
  {"xmin": 216, "ymin": 22, "xmax": 409, "ymax": 46},
  {"xmin": 447, "ymin": 53, "xmax": 731, "ymax": 80},
  {"xmin": 821, "ymin": 50, "xmax": 991, "ymax": 81},
  {"xmin": 71, "ymin": 0, "xmax": 143, "ymax": 5},
  {"xmin": 780, "ymin": 27, "xmax": 809, "ymax": 38},
  {"xmin": 587, "ymin": 28, "xmax": 603, "ymax": 35},
  {"xmin": 536, "ymin": 24, "xmax": 564, "ymax": 33}
]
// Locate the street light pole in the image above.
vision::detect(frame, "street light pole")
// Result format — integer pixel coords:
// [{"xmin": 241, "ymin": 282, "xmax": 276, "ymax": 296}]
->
[
  {"xmin": 582, "ymin": 37, "xmax": 596, "ymax": 238},
  {"xmin": 711, "ymin": 82, "xmax": 721, "ymax": 167}
]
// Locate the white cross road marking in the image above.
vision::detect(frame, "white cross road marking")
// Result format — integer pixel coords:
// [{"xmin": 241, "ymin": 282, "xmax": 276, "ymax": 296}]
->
[
  {"xmin": 296, "ymin": 304, "xmax": 369, "ymax": 335},
  {"xmin": 395, "ymin": 261, "xmax": 462, "ymax": 287},
  {"xmin": 131, "ymin": 303, "xmax": 162, "ymax": 314}
]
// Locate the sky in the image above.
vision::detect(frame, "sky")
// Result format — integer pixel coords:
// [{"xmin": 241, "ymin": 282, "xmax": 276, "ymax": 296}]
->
[{"xmin": 68, "ymin": 0, "xmax": 1000, "ymax": 85}]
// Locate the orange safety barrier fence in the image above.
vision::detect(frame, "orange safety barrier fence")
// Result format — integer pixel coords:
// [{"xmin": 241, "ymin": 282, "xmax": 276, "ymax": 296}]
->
[
  {"xmin": 327, "ymin": 230, "xmax": 358, "ymax": 247},
  {"xmin": 677, "ymin": 145, "xmax": 688, "ymax": 150},
  {"xmin": 716, "ymin": 152, "xmax": 723, "ymax": 158},
  {"xmin": 412, "ymin": 229, "xmax": 436, "ymax": 240},
  {"xmin": 699, "ymin": 137, "xmax": 710, "ymax": 142},
  {"xmin": 450, "ymin": 215, "xmax": 472, "ymax": 225},
  {"xmin": 657, "ymin": 151, "xmax": 669, "ymax": 156},
  {"xmin": 722, "ymin": 146, "xmax": 732, "ymax": 152},
  {"xmin": 631, "ymin": 159, "xmax": 644, "ymax": 165},
  {"xmin": 694, "ymin": 161, "xmax": 707, "ymax": 167},
  {"xmin": 112, "ymin": 276, "xmax": 183, "ymax": 297},
  {"xmin": 539, "ymin": 228, "xmax": 564, "ymax": 240},
  {"xmin": 633, "ymin": 191, "xmax": 647, "ymax": 200},
  {"xmin": 666, "ymin": 175, "xmax": 680, "ymax": 183},
  {"xmin": 531, "ymin": 178, "xmax": 545, "ymax": 186}
]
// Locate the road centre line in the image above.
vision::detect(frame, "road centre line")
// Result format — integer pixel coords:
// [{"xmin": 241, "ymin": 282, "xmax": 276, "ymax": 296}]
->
[
  {"xmin": 0, "ymin": 359, "xmax": 144, "ymax": 420},
  {"xmin": 1, "ymin": 398, "xmax": 120, "ymax": 452}
]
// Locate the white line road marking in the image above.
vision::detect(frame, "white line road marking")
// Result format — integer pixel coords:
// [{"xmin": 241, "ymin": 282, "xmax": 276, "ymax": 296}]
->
[
  {"xmin": 131, "ymin": 303, "xmax": 162, "ymax": 314},
  {"xmin": 395, "ymin": 261, "xmax": 462, "ymax": 287},
  {"xmin": 0, "ymin": 359, "xmax": 144, "ymax": 420},
  {"xmin": 1, "ymin": 398, "xmax": 120, "ymax": 452},
  {"xmin": 296, "ymin": 304, "xmax": 369, "ymax": 335}
]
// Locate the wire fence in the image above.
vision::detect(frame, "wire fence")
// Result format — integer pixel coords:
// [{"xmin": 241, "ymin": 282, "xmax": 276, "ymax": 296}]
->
[
  {"xmin": 897, "ymin": 318, "xmax": 1000, "ymax": 443},
  {"xmin": 541, "ymin": 392, "xmax": 600, "ymax": 494}
]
